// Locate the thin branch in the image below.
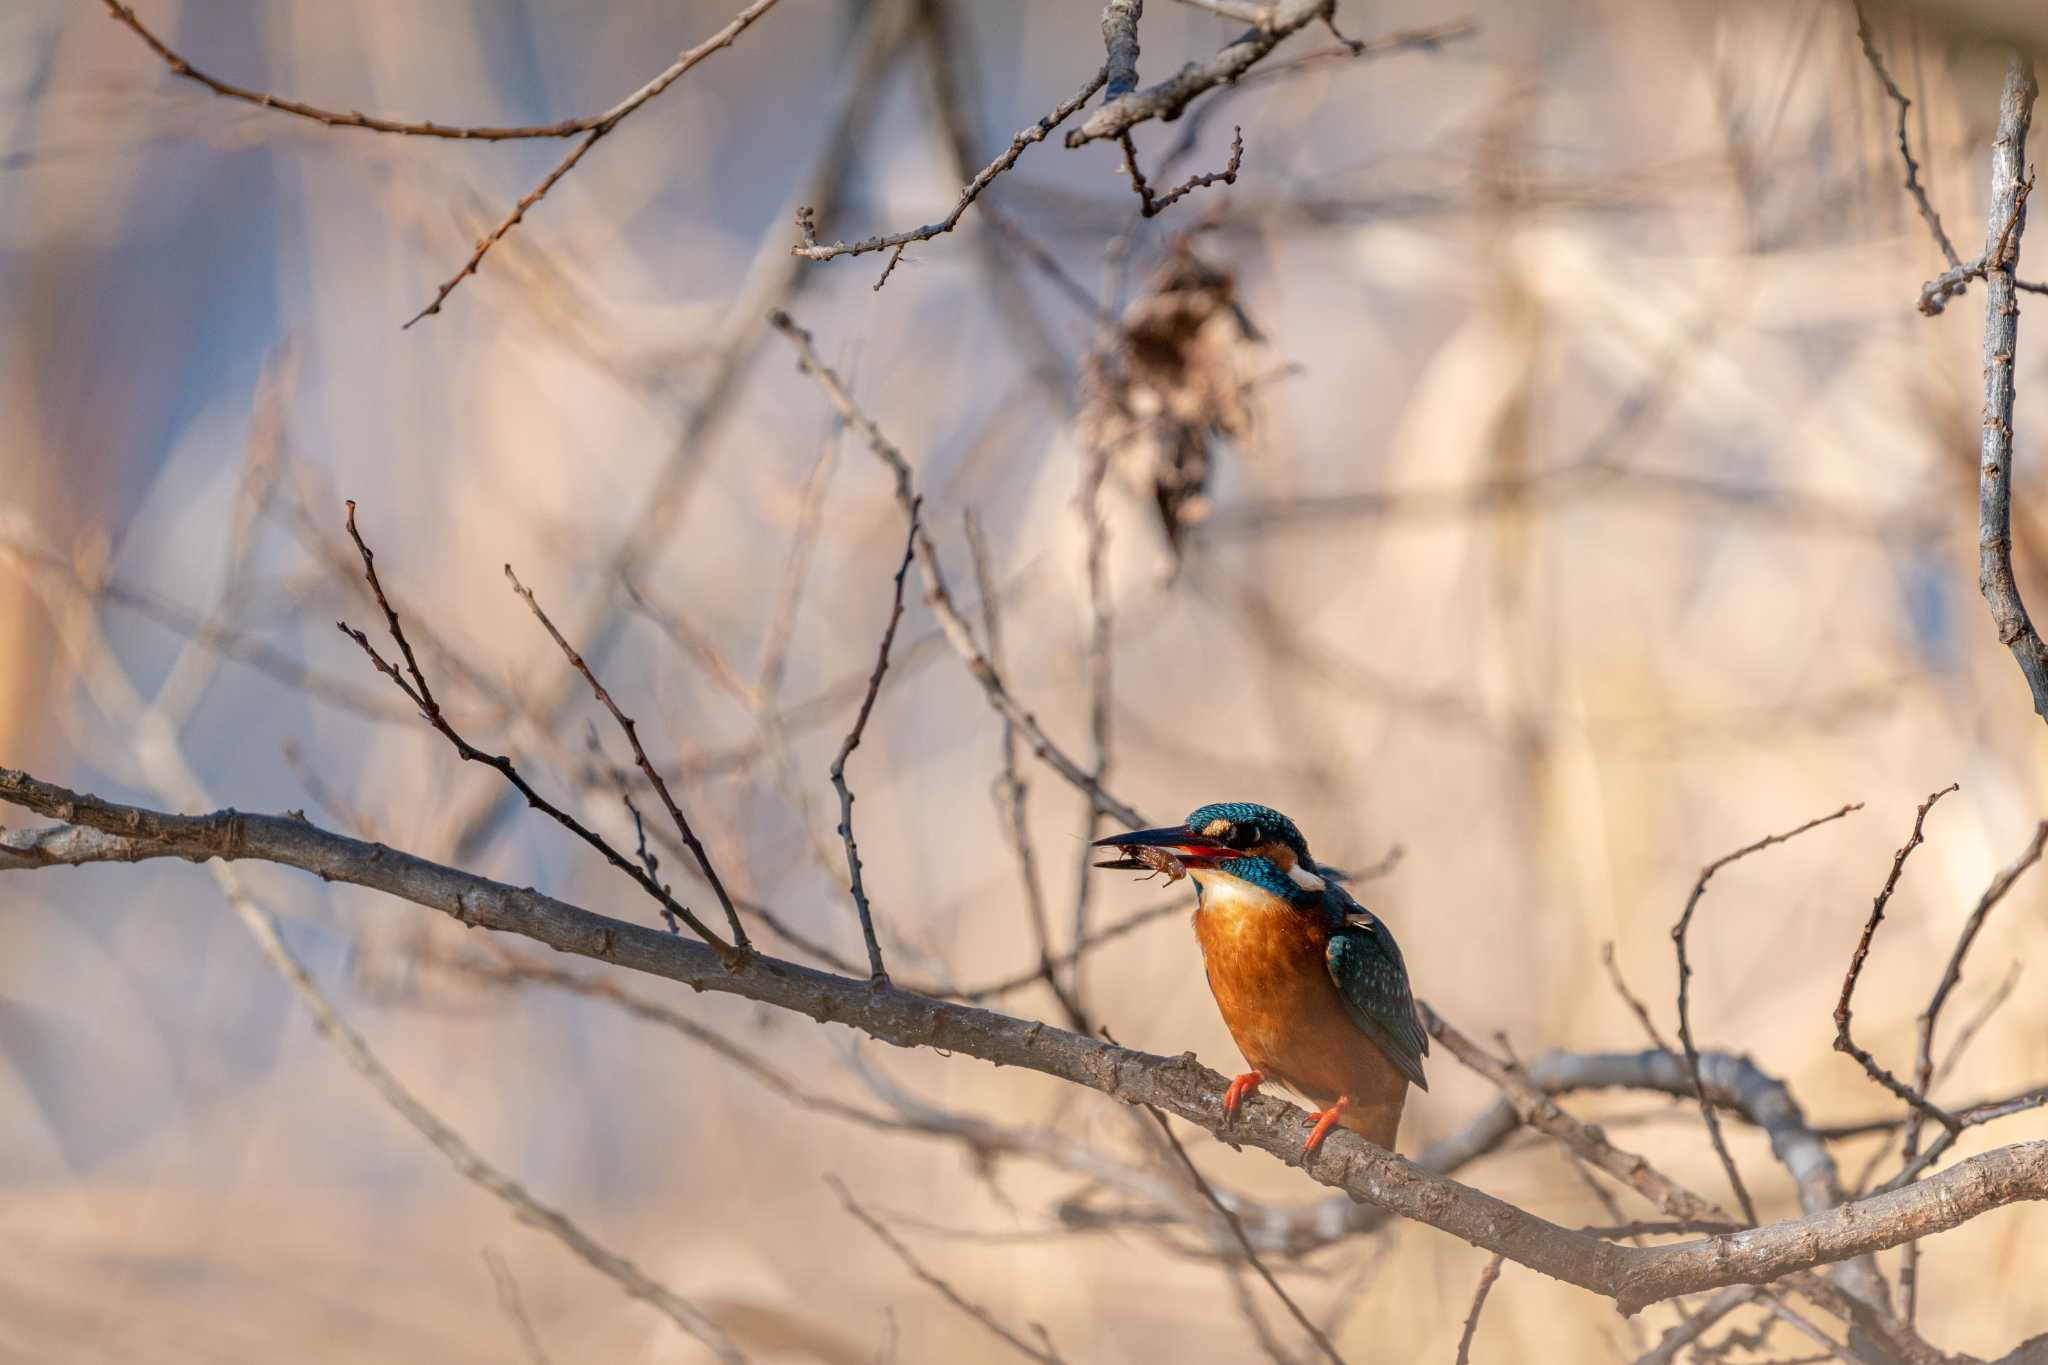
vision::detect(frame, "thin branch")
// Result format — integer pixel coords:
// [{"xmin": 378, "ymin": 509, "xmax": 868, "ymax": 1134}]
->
[
  {"xmin": 831, "ymin": 1178, "xmax": 1065, "ymax": 1364},
  {"xmin": 404, "ymin": 0, "xmax": 785, "ymax": 326},
  {"xmin": 1853, "ymin": 4, "xmax": 1961, "ymax": 269},
  {"xmin": 335, "ymin": 504, "xmax": 738, "ymax": 959},
  {"xmin": 1973, "ymin": 56, "xmax": 2048, "ymax": 719},
  {"xmin": 483, "ymin": 1249, "xmax": 554, "ymax": 1365},
  {"xmin": 965, "ymin": 512, "xmax": 1087, "ymax": 1028},
  {"xmin": 1832, "ymin": 786, "xmax": 1959, "ymax": 1131},
  {"xmin": 1601, "ymin": 941, "xmax": 1674, "ymax": 1055},
  {"xmin": 1454, "ymin": 1254, "xmax": 1505, "ymax": 1365},
  {"xmin": 1675, "ymin": 802, "xmax": 1864, "ymax": 1226},
  {"xmin": 12, "ymin": 769, "xmax": 2048, "ymax": 1322},
  {"xmin": 791, "ymin": 70, "xmax": 1109, "ymax": 288},
  {"xmin": 101, "ymin": 0, "xmax": 608, "ymax": 141},
  {"xmin": 767, "ymin": 310, "xmax": 1146, "ymax": 827},
  {"xmin": 830, "ymin": 502, "xmax": 922, "ymax": 985},
  {"xmin": 1139, "ymin": 1106, "xmax": 1348, "ymax": 1365},
  {"xmin": 505, "ymin": 564, "xmax": 750, "ymax": 951},
  {"xmin": 1119, "ymin": 125, "xmax": 1245, "ymax": 218},
  {"xmin": 1901, "ymin": 821, "xmax": 2048, "ymax": 1320}
]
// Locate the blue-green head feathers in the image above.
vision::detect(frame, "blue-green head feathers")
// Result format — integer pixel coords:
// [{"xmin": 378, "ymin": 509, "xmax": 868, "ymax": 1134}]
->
[
  {"xmin": 1184, "ymin": 802, "xmax": 1325, "ymax": 910},
  {"xmin": 1184, "ymin": 802, "xmax": 1312, "ymax": 865}
]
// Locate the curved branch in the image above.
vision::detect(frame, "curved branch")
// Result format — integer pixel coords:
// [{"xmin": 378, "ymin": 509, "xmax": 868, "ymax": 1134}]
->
[{"xmin": 102, "ymin": 0, "xmax": 607, "ymax": 141}]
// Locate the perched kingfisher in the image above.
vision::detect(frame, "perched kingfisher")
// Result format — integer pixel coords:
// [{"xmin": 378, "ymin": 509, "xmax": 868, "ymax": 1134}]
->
[{"xmin": 1094, "ymin": 802, "xmax": 1427, "ymax": 1154}]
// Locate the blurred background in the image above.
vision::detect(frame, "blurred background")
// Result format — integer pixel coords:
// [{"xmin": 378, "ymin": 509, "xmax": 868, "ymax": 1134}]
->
[{"xmin": 4, "ymin": 0, "xmax": 2047, "ymax": 1360}]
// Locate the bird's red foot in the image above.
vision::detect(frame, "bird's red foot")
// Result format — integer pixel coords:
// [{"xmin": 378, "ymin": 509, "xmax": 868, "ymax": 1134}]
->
[
  {"xmin": 1303, "ymin": 1096, "xmax": 1351, "ymax": 1156},
  {"xmin": 1222, "ymin": 1071, "xmax": 1264, "ymax": 1117}
]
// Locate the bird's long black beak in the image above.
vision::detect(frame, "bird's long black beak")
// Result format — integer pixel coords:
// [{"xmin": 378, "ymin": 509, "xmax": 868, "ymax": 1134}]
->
[{"xmin": 1091, "ymin": 824, "xmax": 1228, "ymax": 871}]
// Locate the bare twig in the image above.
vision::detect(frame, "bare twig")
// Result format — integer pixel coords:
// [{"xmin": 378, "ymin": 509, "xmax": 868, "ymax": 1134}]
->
[
  {"xmin": 831, "ymin": 1178, "xmax": 1065, "ymax": 1364},
  {"xmin": 1139, "ymin": 1106, "xmax": 1348, "ymax": 1365},
  {"xmin": 767, "ymin": 310, "xmax": 1146, "ymax": 827},
  {"xmin": 830, "ymin": 502, "xmax": 923, "ymax": 984},
  {"xmin": 505, "ymin": 564, "xmax": 751, "ymax": 950},
  {"xmin": 1601, "ymin": 941, "xmax": 1674, "ymax": 1055},
  {"xmin": 1853, "ymin": 4, "xmax": 1961, "ymax": 269},
  {"xmin": 404, "ymin": 0, "xmax": 785, "ymax": 326},
  {"xmin": 1832, "ymin": 786, "xmax": 1959, "ymax": 1130},
  {"xmin": 1120, "ymin": 125, "xmax": 1245, "ymax": 218},
  {"xmin": 1901, "ymin": 821, "xmax": 2048, "ymax": 1320},
  {"xmin": 1674, "ymin": 802, "xmax": 1863, "ymax": 1226},
  {"xmin": 102, "ymin": 0, "xmax": 609, "ymax": 141},
  {"xmin": 1973, "ymin": 57, "xmax": 2048, "ymax": 720},
  {"xmin": 792, "ymin": 70, "xmax": 1109, "ymax": 288},
  {"xmin": 1454, "ymin": 1254, "xmax": 1506, "ymax": 1365},
  {"xmin": 335, "ymin": 504, "xmax": 738, "ymax": 958}
]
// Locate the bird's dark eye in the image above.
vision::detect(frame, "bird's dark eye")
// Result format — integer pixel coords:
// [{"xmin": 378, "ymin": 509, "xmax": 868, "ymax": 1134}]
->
[{"xmin": 1230, "ymin": 823, "xmax": 1262, "ymax": 849}]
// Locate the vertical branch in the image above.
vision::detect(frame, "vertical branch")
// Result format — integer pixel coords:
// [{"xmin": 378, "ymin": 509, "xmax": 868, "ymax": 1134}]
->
[
  {"xmin": 1101, "ymin": 1, "xmax": 1145, "ymax": 99},
  {"xmin": 831, "ymin": 502, "xmax": 923, "ymax": 985},
  {"xmin": 1975, "ymin": 55, "xmax": 2048, "ymax": 722},
  {"xmin": 1673, "ymin": 803, "xmax": 1863, "ymax": 1227},
  {"xmin": 1454, "ymin": 1254, "xmax": 1506, "ymax": 1365},
  {"xmin": 1832, "ymin": 786, "xmax": 1960, "ymax": 1129},
  {"xmin": 1069, "ymin": 443, "xmax": 1116, "ymax": 1007},
  {"xmin": 966, "ymin": 512, "xmax": 1089, "ymax": 1029}
]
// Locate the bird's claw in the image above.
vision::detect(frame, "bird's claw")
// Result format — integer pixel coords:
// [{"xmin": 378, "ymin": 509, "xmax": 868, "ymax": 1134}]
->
[
  {"xmin": 1303, "ymin": 1096, "xmax": 1350, "ymax": 1156},
  {"xmin": 1222, "ymin": 1070, "xmax": 1264, "ymax": 1118}
]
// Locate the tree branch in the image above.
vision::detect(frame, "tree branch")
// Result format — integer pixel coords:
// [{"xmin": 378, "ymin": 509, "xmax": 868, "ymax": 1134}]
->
[
  {"xmin": 7, "ymin": 768, "xmax": 2047, "ymax": 1321},
  {"xmin": 1972, "ymin": 55, "xmax": 2048, "ymax": 721}
]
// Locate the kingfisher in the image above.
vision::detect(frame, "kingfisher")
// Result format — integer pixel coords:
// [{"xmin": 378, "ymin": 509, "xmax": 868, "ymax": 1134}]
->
[{"xmin": 1093, "ymin": 802, "xmax": 1427, "ymax": 1154}]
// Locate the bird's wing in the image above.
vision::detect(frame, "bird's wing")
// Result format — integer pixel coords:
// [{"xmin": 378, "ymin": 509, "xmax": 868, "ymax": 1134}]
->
[{"xmin": 1323, "ymin": 893, "xmax": 1429, "ymax": 1092}]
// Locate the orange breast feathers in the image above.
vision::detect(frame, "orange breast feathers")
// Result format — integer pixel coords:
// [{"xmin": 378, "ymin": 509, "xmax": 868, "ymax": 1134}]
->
[{"xmin": 1193, "ymin": 883, "xmax": 1411, "ymax": 1148}]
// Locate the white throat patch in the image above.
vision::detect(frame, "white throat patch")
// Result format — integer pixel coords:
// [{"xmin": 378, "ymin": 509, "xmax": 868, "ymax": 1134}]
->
[{"xmin": 1287, "ymin": 863, "xmax": 1325, "ymax": 892}]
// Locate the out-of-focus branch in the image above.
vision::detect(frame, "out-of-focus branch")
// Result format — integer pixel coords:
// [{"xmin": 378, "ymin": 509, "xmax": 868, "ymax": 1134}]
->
[
  {"xmin": 1066, "ymin": 0, "xmax": 1332, "ymax": 147},
  {"xmin": 1971, "ymin": 55, "xmax": 2048, "ymax": 721},
  {"xmin": 1139, "ymin": 1105, "xmax": 1348, "ymax": 1365},
  {"xmin": 768, "ymin": 310, "xmax": 1147, "ymax": 828},
  {"xmin": 101, "ymin": 0, "xmax": 611, "ymax": 141},
  {"xmin": 1676, "ymin": 802, "xmax": 1863, "ymax": 1227},
  {"xmin": 1453, "ymin": 1254, "xmax": 1505, "ymax": 1365},
  {"xmin": 831, "ymin": 1178, "xmax": 1066, "ymax": 1364},
  {"xmin": 404, "ymin": 0, "xmax": 785, "ymax": 325}
]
